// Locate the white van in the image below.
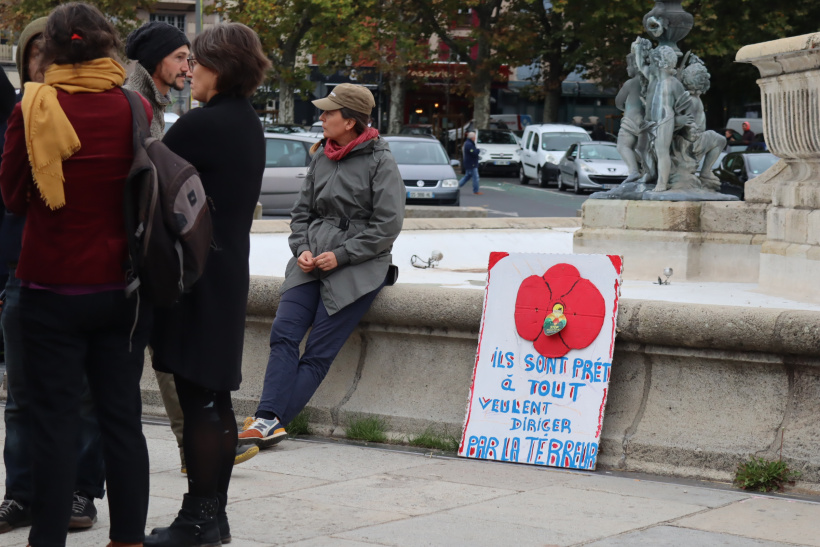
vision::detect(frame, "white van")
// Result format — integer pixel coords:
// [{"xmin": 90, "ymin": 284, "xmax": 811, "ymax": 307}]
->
[{"xmin": 518, "ymin": 124, "xmax": 591, "ymax": 187}]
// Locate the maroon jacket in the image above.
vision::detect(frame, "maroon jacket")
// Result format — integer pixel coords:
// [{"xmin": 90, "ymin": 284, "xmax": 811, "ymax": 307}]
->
[{"xmin": 0, "ymin": 87, "xmax": 151, "ymax": 285}]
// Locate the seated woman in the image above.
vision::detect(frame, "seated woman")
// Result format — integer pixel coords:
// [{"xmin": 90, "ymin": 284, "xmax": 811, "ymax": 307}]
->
[{"xmin": 238, "ymin": 84, "xmax": 405, "ymax": 448}]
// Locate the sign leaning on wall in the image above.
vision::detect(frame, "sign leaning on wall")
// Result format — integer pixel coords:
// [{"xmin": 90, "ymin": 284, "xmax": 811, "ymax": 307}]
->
[{"xmin": 459, "ymin": 252, "xmax": 623, "ymax": 470}]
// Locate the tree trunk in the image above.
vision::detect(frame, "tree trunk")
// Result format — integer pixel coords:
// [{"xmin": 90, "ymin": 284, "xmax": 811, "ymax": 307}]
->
[
  {"xmin": 279, "ymin": 80, "xmax": 295, "ymax": 124},
  {"xmin": 542, "ymin": 87, "xmax": 561, "ymax": 123},
  {"xmin": 388, "ymin": 72, "xmax": 406, "ymax": 134},
  {"xmin": 472, "ymin": 69, "xmax": 492, "ymax": 129}
]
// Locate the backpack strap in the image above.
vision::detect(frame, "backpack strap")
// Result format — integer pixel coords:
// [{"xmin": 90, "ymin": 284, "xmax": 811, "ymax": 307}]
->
[
  {"xmin": 121, "ymin": 88, "xmax": 151, "ymax": 151},
  {"xmin": 121, "ymin": 88, "xmax": 150, "ymax": 302}
]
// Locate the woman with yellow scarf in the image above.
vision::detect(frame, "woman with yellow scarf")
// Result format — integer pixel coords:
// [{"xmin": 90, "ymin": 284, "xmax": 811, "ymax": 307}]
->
[{"xmin": 0, "ymin": 3, "xmax": 154, "ymax": 546}]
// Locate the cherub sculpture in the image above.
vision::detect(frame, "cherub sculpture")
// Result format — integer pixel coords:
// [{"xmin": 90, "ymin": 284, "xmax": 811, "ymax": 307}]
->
[
  {"xmin": 633, "ymin": 39, "xmax": 693, "ymax": 192},
  {"xmin": 680, "ymin": 58, "xmax": 726, "ymax": 191},
  {"xmin": 615, "ymin": 53, "xmax": 647, "ymax": 183}
]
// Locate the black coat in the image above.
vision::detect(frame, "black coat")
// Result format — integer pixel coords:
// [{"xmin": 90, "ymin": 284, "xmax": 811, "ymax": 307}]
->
[{"xmin": 151, "ymin": 94, "xmax": 265, "ymax": 391}]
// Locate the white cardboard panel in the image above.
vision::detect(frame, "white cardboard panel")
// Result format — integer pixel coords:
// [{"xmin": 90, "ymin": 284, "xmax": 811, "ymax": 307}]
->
[{"xmin": 459, "ymin": 252, "xmax": 623, "ymax": 470}]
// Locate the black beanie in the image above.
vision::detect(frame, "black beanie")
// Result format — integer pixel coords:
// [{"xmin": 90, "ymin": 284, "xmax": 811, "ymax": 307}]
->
[{"xmin": 126, "ymin": 22, "xmax": 191, "ymax": 75}]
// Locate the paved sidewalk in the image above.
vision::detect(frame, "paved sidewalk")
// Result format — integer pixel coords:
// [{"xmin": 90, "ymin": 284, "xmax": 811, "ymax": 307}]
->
[{"xmin": 2, "ymin": 421, "xmax": 820, "ymax": 546}]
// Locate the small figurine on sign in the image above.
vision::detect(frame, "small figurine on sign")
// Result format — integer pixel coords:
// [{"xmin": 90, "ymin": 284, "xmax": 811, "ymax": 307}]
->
[{"xmin": 543, "ymin": 303, "xmax": 567, "ymax": 336}]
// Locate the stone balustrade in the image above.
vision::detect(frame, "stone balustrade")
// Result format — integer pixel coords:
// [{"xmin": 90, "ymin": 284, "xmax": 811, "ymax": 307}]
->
[
  {"xmin": 132, "ymin": 278, "xmax": 820, "ymax": 488},
  {"xmin": 737, "ymin": 34, "xmax": 820, "ymax": 302}
]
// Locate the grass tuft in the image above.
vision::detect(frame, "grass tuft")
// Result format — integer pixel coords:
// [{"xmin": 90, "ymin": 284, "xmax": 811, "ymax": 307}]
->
[
  {"xmin": 408, "ymin": 428, "xmax": 460, "ymax": 452},
  {"xmin": 286, "ymin": 409, "xmax": 312, "ymax": 436},
  {"xmin": 345, "ymin": 415, "xmax": 388, "ymax": 443},
  {"xmin": 734, "ymin": 456, "xmax": 800, "ymax": 492}
]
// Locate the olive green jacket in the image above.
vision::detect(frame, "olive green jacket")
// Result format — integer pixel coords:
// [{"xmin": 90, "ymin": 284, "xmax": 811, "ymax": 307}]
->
[{"xmin": 281, "ymin": 136, "xmax": 405, "ymax": 314}]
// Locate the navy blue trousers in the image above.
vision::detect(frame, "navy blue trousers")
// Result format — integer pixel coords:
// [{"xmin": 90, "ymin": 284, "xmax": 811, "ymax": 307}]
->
[{"xmin": 257, "ymin": 280, "xmax": 383, "ymax": 425}]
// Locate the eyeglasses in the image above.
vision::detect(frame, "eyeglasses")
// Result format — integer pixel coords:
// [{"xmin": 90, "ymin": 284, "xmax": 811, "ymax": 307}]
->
[{"xmin": 187, "ymin": 57, "xmax": 197, "ymax": 69}]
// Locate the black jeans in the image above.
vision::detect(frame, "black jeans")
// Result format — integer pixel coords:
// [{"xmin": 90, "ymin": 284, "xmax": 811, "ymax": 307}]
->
[
  {"xmin": 19, "ymin": 287, "xmax": 151, "ymax": 547},
  {"xmin": 2, "ymin": 269, "xmax": 106, "ymax": 507}
]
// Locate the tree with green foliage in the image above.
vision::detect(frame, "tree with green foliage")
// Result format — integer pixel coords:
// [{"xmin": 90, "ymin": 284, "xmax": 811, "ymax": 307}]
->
[
  {"xmin": 214, "ymin": 0, "xmax": 377, "ymax": 124},
  {"xmin": 514, "ymin": 0, "xmax": 820, "ymax": 127},
  {"xmin": 313, "ymin": 0, "xmax": 433, "ymax": 133},
  {"xmin": 511, "ymin": 0, "xmax": 641, "ymax": 123},
  {"xmin": 684, "ymin": 0, "xmax": 820, "ymax": 127},
  {"xmin": 212, "ymin": 0, "xmax": 315, "ymax": 124},
  {"xmin": 409, "ymin": 0, "xmax": 526, "ymax": 130}
]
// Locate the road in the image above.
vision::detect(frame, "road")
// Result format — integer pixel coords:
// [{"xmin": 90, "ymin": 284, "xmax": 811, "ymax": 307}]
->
[
  {"xmin": 263, "ymin": 175, "xmax": 589, "ymax": 220},
  {"xmin": 458, "ymin": 175, "xmax": 588, "ymax": 217}
]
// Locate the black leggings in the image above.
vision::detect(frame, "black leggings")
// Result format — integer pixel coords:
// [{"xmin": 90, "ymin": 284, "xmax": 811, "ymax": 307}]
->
[{"xmin": 174, "ymin": 375, "xmax": 237, "ymax": 498}]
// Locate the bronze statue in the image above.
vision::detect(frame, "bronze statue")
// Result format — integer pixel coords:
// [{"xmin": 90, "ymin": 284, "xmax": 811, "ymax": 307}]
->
[
  {"xmin": 590, "ymin": 1, "xmax": 738, "ymax": 201},
  {"xmin": 680, "ymin": 58, "xmax": 726, "ymax": 191},
  {"xmin": 615, "ymin": 53, "xmax": 646, "ymax": 183}
]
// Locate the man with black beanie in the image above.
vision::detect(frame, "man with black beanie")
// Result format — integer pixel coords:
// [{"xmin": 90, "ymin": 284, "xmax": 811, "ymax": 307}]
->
[
  {"xmin": 124, "ymin": 21, "xmax": 190, "ymax": 139},
  {"xmin": 124, "ymin": 21, "xmax": 190, "ymax": 469}
]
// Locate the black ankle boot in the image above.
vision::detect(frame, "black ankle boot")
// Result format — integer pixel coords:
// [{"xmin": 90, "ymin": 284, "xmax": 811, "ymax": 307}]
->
[
  {"xmin": 216, "ymin": 492, "xmax": 230, "ymax": 544},
  {"xmin": 144, "ymin": 494, "xmax": 221, "ymax": 547}
]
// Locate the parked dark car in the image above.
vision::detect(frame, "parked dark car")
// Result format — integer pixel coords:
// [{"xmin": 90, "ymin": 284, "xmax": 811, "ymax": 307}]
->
[
  {"xmin": 383, "ymin": 135, "xmax": 461, "ymax": 206},
  {"xmin": 713, "ymin": 151, "xmax": 778, "ymax": 199}
]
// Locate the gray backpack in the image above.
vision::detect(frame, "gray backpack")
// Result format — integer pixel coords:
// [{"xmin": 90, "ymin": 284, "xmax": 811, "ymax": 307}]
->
[{"xmin": 122, "ymin": 89, "xmax": 212, "ymax": 307}]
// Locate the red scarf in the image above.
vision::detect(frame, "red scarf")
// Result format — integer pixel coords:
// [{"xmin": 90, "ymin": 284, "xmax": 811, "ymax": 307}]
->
[{"xmin": 324, "ymin": 127, "xmax": 380, "ymax": 161}]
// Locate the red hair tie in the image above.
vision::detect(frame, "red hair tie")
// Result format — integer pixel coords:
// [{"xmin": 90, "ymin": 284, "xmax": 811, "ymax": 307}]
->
[{"xmin": 71, "ymin": 33, "xmax": 82, "ymax": 40}]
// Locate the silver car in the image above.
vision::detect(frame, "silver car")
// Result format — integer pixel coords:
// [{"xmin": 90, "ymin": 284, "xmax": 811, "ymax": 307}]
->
[
  {"xmin": 557, "ymin": 141, "xmax": 628, "ymax": 194},
  {"xmin": 383, "ymin": 135, "xmax": 461, "ymax": 206},
  {"xmin": 260, "ymin": 133, "xmax": 322, "ymax": 215}
]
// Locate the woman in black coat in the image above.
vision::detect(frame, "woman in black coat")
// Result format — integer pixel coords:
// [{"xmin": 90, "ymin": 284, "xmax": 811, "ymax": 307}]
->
[{"xmin": 146, "ymin": 23, "xmax": 270, "ymax": 546}]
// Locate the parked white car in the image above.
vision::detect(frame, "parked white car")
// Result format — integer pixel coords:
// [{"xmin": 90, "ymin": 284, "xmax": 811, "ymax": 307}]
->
[
  {"xmin": 475, "ymin": 129, "xmax": 520, "ymax": 176},
  {"xmin": 518, "ymin": 124, "xmax": 591, "ymax": 187}
]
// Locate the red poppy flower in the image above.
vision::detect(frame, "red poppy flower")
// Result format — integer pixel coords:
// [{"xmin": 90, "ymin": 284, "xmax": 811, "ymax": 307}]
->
[{"xmin": 514, "ymin": 263, "xmax": 605, "ymax": 358}]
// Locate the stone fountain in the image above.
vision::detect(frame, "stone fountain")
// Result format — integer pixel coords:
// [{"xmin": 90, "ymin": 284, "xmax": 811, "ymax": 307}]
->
[{"xmin": 574, "ymin": 0, "xmax": 788, "ymax": 289}]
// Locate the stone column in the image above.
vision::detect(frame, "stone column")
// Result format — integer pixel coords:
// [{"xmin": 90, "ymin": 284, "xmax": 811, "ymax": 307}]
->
[{"xmin": 737, "ymin": 34, "xmax": 820, "ymax": 302}]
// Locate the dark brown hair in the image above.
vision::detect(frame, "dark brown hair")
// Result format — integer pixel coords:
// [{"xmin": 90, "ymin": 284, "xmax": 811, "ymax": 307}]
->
[
  {"xmin": 41, "ymin": 3, "xmax": 121, "ymax": 66},
  {"xmin": 339, "ymin": 107, "xmax": 371, "ymax": 136},
  {"xmin": 192, "ymin": 23, "xmax": 271, "ymax": 98}
]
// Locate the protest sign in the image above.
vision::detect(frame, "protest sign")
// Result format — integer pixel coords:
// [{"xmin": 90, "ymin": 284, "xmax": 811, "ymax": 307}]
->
[{"xmin": 459, "ymin": 252, "xmax": 623, "ymax": 470}]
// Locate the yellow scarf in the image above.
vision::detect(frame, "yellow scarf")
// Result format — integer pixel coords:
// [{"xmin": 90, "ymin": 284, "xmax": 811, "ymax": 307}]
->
[{"xmin": 21, "ymin": 57, "xmax": 126, "ymax": 210}]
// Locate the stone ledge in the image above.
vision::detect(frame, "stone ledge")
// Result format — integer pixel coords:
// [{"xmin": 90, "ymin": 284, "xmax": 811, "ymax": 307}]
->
[
  {"xmin": 736, "ymin": 32, "xmax": 820, "ymax": 76},
  {"xmin": 700, "ymin": 201, "xmax": 767, "ymax": 235},
  {"xmin": 581, "ymin": 199, "xmax": 628, "ymax": 229},
  {"xmin": 250, "ymin": 276, "xmax": 820, "ymax": 357},
  {"xmin": 251, "ymin": 216, "xmax": 582, "ymax": 233},
  {"xmin": 625, "ymin": 200, "xmax": 701, "ymax": 232},
  {"xmin": 133, "ymin": 278, "xmax": 820, "ymax": 484},
  {"xmin": 574, "ymin": 228, "xmax": 762, "ymax": 282},
  {"xmin": 404, "ymin": 205, "xmax": 487, "ymax": 218},
  {"xmin": 575, "ymin": 227, "xmax": 760, "ymax": 246}
]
